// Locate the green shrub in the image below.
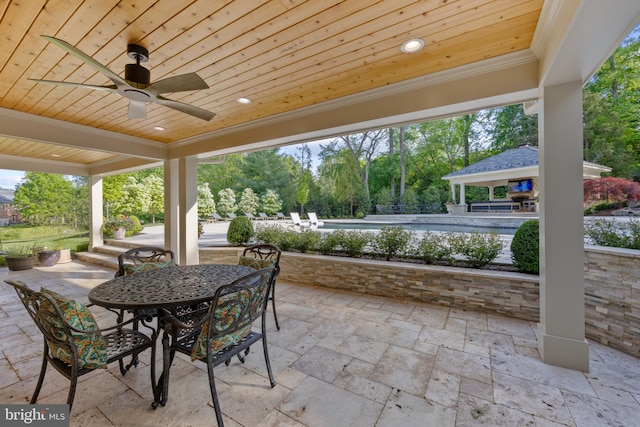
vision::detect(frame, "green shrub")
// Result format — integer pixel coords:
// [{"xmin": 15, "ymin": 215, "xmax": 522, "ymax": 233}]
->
[
  {"xmin": 585, "ymin": 218, "xmax": 640, "ymax": 250},
  {"xmin": 274, "ymin": 229, "xmax": 298, "ymax": 251},
  {"xmin": 355, "ymin": 211, "xmax": 365, "ymax": 219},
  {"xmin": 0, "ymin": 256, "xmax": 6, "ymax": 267},
  {"xmin": 227, "ymin": 216, "xmax": 254, "ymax": 244},
  {"xmin": 319, "ymin": 232, "xmax": 340, "ymax": 255},
  {"xmin": 254, "ymin": 224, "xmax": 282, "ymax": 244},
  {"xmin": 372, "ymin": 225, "xmax": 414, "ymax": 260},
  {"xmin": 76, "ymin": 242, "xmax": 89, "ymax": 253},
  {"xmin": 510, "ymin": 220, "xmax": 539, "ymax": 273},
  {"xmin": 128, "ymin": 215, "xmax": 143, "ymax": 236},
  {"xmin": 417, "ymin": 232, "xmax": 454, "ymax": 264},
  {"xmin": 333, "ymin": 229, "xmax": 371, "ymax": 258},
  {"xmin": 294, "ymin": 229, "xmax": 322, "ymax": 253},
  {"xmin": 450, "ymin": 232, "xmax": 503, "ymax": 268}
]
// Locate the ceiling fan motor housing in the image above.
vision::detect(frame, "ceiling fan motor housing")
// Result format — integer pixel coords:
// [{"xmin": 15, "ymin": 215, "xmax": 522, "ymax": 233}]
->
[{"xmin": 125, "ymin": 44, "xmax": 150, "ymax": 85}]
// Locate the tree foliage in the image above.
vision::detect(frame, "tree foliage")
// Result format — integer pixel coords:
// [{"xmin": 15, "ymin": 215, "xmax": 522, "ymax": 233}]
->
[
  {"xmin": 197, "ymin": 183, "xmax": 217, "ymax": 219},
  {"xmin": 583, "ymin": 177, "xmax": 640, "ymax": 205},
  {"xmin": 217, "ymin": 188, "xmax": 237, "ymax": 215},
  {"xmin": 260, "ymin": 189, "xmax": 283, "ymax": 215},
  {"xmin": 238, "ymin": 188, "xmax": 259, "ymax": 214},
  {"xmin": 13, "ymin": 172, "xmax": 73, "ymax": 226}
]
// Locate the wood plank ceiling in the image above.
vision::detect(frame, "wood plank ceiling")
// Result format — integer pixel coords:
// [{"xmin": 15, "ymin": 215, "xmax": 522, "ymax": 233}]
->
[{"xmin": 0, "ymin": 0, "xmax": 543, "ymax": 169}]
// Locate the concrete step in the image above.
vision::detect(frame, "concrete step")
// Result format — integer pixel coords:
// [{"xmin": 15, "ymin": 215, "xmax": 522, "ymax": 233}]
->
[{"xmin": 75, "ymin": 250, "xmax": 119, "ymax": 272}]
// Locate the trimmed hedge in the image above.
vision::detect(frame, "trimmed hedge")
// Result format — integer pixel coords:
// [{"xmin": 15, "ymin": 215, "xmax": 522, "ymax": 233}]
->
[
  {"xmin": 510, "ymin": 219, "xmax": 539, "ymax": 273},
  {"xmin": 227, "ymin": 216, "xmax": 254, "ymax": 244}
]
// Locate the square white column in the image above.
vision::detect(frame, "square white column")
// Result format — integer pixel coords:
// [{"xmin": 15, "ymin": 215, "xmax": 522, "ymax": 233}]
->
[
  {"xmin": 537, "ymin": 81, "xmax": 589, "ymax": 371},
  {"xmin": 179, "ymin": 157, "xmax": 199, "ymax": 265},
  {"xmin": 88, "ymin": 175, "xmax": 103, "ymax": 251}
]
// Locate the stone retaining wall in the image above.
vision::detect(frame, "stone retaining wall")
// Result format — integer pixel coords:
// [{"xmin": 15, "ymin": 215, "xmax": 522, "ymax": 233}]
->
[{"xmin": 199, "ymin": 246, "xmax": 639, "ymax": 358}]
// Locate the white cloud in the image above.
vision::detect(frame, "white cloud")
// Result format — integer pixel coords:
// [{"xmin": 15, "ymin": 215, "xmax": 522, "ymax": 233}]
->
[{"xmin": 0, "ymin": 170, "xmax": 24, "ymax": 189}]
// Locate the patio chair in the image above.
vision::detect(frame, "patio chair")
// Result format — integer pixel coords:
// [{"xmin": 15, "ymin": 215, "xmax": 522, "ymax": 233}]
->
[
  {"xmin": 290, "ymin": 212, "xmax": 310, "ymax": 229},
  {"xmin": 115, "ymin": 246, "xmax": 175, "ymax": 372},
  {"xmin": 4, "ymin": 280, "xmax": 156, "ymax": 411},
  {"xmin": 245, "ymin": 212, "xmax": 257, "ymax": 220},
  {"xmin": 226, "ymin": 212, "xmax": 237, "ymax": 220},
  {"xmin": 239, "ymin": 244, "xmax": 282, "ymax": 330},
  {"xmin": 276, "ymin": 212, "xmax": 289, "ymax": 220},
  {"xmin": 156, "ymin": 268, "xmax": 277, "ymax": 425},
  {"xmin": 307, "ymin": 212, "xmax": 324, "ymax": 227},
  {"xmin": 258, "ymin": 212, "xmax": 270, "ymax": 220}
]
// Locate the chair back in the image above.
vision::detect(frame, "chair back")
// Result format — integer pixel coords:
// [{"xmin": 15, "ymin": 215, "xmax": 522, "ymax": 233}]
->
[
  {"xmin": 204, "ymin": 267, "xmax": 275, "ymax": 343},
  {"xmin": 5, "ymin": 280, "xmax": 78, "ymax": 363},
  {"xmin": 116, "ymin": 246, "xmax": 176, "ymax": 277},
  {"xmin": 242, "ymin": 244, "xmax": 281, "ymax": 268},
  {"xmin": 290, "ymin": 212, "xmax": 302, "ymax": 225}
]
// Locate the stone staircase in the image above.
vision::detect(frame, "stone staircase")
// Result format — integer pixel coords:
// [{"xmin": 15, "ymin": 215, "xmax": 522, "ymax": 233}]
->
[{"xmin": 75, "ymin": 239, "xmax": 143, "ymax": 271}]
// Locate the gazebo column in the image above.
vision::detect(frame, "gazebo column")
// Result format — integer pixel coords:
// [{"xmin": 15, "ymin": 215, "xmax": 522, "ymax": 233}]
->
[
  {"xmin": 88, "ymin": 175, "xmax": 103, "ymax": 251},
  {"xmin": 458, "ymin": 183, "xmax": 466, "ymax": 206},
  {"xmin": 488, "ymin": 186, "xmax": 495, "ymax": 201},
  {"xmin": 449, "ymin": 182, "xmax": 456, "ymax": 204},
  {"xmin": 164, "ymin": 157, "xmax": 199, "ymax": 265},
  {"xmin": 537, "ymin": 81, "xmax": 589, "ymax": 371}
]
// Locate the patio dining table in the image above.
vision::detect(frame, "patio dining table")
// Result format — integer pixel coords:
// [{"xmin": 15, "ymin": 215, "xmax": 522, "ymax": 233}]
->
[{"xmin": 88, "ymin": 263, "xmax": 255, "ymax": 407}]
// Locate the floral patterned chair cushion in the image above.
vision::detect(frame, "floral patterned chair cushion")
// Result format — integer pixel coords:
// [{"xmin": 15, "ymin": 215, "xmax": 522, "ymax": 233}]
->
[
  {"xmin": 40, "ymin": 288, "xmax": 108, "ymax": 369},
  {"xmin": 238, "ymin": 256, "xmax": 276, "ymax": 270},
  {"xmin": 122, "ymin": 260, "xmax": 176, "ymax": 275},
  {"xmin": 190, "ymin": 292, "xmax": 251, "ymax": 361}
]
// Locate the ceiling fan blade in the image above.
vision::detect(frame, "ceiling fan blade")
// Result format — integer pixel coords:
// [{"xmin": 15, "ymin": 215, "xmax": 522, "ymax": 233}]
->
[
  {"xmin": 28, "ymin": 78, "xmax": 117, "ymax": 93},
  {"xmin": 41, "ymin": 35, "xmax": 128, "ymax": 87},
  {"xmin": 146, "ymin": 73, "xmax": 209, "ymax": 95},
  {"xmin": 156, "ymin": 96, "xmax": 216, "ymax": 121},
  {"xmin": 128, "ymin": 100, "xmax": 147, "ymax": 119}
]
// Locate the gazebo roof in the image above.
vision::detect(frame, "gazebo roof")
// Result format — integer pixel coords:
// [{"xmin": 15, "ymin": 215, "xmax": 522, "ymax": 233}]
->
[{"xmin": 443, "ymin": 145, "xmax": 611, "ymax": 186}]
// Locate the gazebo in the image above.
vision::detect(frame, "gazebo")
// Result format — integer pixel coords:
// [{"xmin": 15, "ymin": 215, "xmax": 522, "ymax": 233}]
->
[{"xmin": 442, "ymin": 145, "xmax": 611, "ymax": 212}]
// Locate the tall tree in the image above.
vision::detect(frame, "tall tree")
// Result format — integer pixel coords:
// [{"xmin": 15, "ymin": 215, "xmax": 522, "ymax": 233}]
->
[
  {"xmin": 197, "ymin": 183, "xmax": 217, "ymax": 219},
  {"xmin": 142, "ymin": 174, "xmax": 164, "ymax": 223},
  {"xmin": 13, "ymin": 172, "xmax": 74, "ymax": 226}
]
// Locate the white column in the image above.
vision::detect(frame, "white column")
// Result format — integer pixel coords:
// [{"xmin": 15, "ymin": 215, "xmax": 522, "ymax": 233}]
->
[
  {"xmin": 488, "ymin": 186, "xmax": 495, "ymax": 201},
  {"xmin": 179, "ymin": 157, "xmax": 199, "ymax": 265},
  {"xmin": 458, "ymin": 183, "xmax": 466, "ymax": 206},
  {"xmin": 88, "ymin": 175, "xmax": 103, "ymax": 251},
  {"xmin": 164, "ymin": 159, "xmax": 180, "ymax": 261},
  {"xmin": 537, "ymin": 81, "xmax": 589, "ymax": 371},
  {"xmin": 450, "ymin": 182, "xmax": 456, "ymax": 204}
]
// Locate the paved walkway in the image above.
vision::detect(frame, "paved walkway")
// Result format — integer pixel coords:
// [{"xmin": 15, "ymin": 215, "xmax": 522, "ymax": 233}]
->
[{"xmin": 1, "ymin": 262, "xmax": 639, "ymax": 426}]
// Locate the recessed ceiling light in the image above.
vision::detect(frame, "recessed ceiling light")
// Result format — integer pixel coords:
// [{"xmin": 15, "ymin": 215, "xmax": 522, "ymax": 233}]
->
[
  {"xmin": 401, "ymin": 38, "xmax": 424, "ymax": 53},
  {"xmin": 236, "ymin": 97, "xmax": 251, "ymax": 104},
  {"xmin": 50, "ymin": 154, "xmax": 61, "ymax": 158},
  {"xmin": 153, "ymin": 126, "xmax": 166, "ymax": 131}
]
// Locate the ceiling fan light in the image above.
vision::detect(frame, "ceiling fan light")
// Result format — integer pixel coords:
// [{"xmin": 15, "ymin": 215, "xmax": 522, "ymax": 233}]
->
[
  {"xmin": 236, "ymin": 97, "xmax": 251, "ymax": 104},
  {"xmin": 401, "ymin": 38, "xmax": 424, "ymax": 53}
]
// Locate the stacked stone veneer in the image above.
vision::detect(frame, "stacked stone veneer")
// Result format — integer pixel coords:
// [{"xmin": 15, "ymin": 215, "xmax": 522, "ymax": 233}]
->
[{"xmin": 199, "ymin": 246, "xmax": 639, "ymax": 358}]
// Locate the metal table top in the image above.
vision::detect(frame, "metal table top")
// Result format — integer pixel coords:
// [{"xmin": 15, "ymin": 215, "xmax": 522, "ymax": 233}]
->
[{"xmin": 88, "ymin": 264, "xmax": 254, "ymax": 310}]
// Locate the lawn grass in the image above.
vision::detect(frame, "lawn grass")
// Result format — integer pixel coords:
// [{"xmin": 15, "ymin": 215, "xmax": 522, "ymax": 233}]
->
[{"xmin": 0, "ymin": 225, "xmax": 88, "ymax": 254}]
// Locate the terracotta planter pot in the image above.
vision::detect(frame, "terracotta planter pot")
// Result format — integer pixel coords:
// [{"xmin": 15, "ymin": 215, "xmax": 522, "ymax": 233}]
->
[{"xmin": 6, "ymin": 256, "xmax": 36, "ymax": 271}]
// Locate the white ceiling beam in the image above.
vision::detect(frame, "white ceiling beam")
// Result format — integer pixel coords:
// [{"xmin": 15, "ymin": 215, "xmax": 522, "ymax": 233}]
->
[{"xmin": 0, "ymin": 107, "xmax": 167, "ymax": 160}]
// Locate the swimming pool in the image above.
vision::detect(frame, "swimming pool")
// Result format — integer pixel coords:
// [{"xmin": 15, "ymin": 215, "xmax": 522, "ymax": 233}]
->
[{"xmin": 318, "ymin": 218, "xmax": 525, "ymax": 235}]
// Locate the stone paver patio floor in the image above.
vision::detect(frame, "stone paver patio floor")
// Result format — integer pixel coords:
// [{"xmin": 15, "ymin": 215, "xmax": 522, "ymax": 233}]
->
[{"xmin": 1, "ymin": 261, "xmax": 639, "ymax": 426}]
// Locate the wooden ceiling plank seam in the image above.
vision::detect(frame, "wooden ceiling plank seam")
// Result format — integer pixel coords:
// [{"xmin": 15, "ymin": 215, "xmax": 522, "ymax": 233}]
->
[
  {"xmin": 0, "ymin": 0, "xmax": 47, "ymax": 72},
  {"xmin": 78, "ymin": 0, "xmax": 305, "ymax": 129},
  {"xmin": 158, "ymin": 19, "xmax": 536, "ymax": 137},
  {"xmin": 189, "ymin": 0, "xmax": 492, "ymax": 109},
  {"xmin": 49, "ymin": 0, "xmax": 271, "ymax": 126},
  {"xmin": 29, "ymin": 0, "xmax": 162, "ymax": 118},
  {"xmin": 5, "ymin": 0, "xmax": 122, "ymax": 110},
  {"xmin": 160, "ymin": 1, "xmax": 539, "ymax": 127},
  {"xmin": 0, "ymin": 0, "xmax": 84, "ymax": 101}
]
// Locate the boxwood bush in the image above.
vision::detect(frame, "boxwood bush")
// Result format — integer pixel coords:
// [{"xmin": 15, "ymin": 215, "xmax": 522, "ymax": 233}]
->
[
  {"xmin": 372, "ymin": 225, "xmax": 414, "ymax": 260},
  {"xmin": 227, "ymin": 216, "xmax": 254, "ymax": 244},
  {"xmin": 510, "ymin": 219, "xmax": 539, "ymax": 273}
]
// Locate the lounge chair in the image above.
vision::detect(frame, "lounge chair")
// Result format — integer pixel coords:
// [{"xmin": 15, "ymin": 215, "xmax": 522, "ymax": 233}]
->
[
  {"xmin": 290, "ymin": 212, "xmax": 310, "ymax": 229},
  {"xmin": 210, "ymin": 213, "xmax": 225, "ymax": 222},
  {"xmin": 276, "ymin": 212, "xmax": 290, "ymax": 220},
  {"xmin": 226, "ymin": 212, "xmax": 237, "ymax": 220},
  {"xmin": 258, "ymin": 212, "xmax": 270, "ymax": 220},
  {"xmin": 245, "ymin": 213, "xmax": 257, "ymax": 220},
  {"xmin": 308, "ymin": 212, "xmax": 324, "ymax": 226}
]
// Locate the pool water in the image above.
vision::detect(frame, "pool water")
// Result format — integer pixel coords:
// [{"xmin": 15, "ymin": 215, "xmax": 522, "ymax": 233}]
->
[{"xmin": 319, "ymin": 222, "xmax": 518, "ymax": 235}]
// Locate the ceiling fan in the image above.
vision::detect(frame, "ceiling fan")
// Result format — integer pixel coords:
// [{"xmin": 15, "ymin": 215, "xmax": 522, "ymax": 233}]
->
[{"xmin": 30, "ymin": 35, "xmax": 216, "ymax": 121}]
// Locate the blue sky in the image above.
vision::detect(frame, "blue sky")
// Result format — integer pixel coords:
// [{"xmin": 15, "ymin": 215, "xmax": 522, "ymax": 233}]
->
[{"xmin": 0, "ymin": 169, "xmax": 23, "ymax": 190}]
